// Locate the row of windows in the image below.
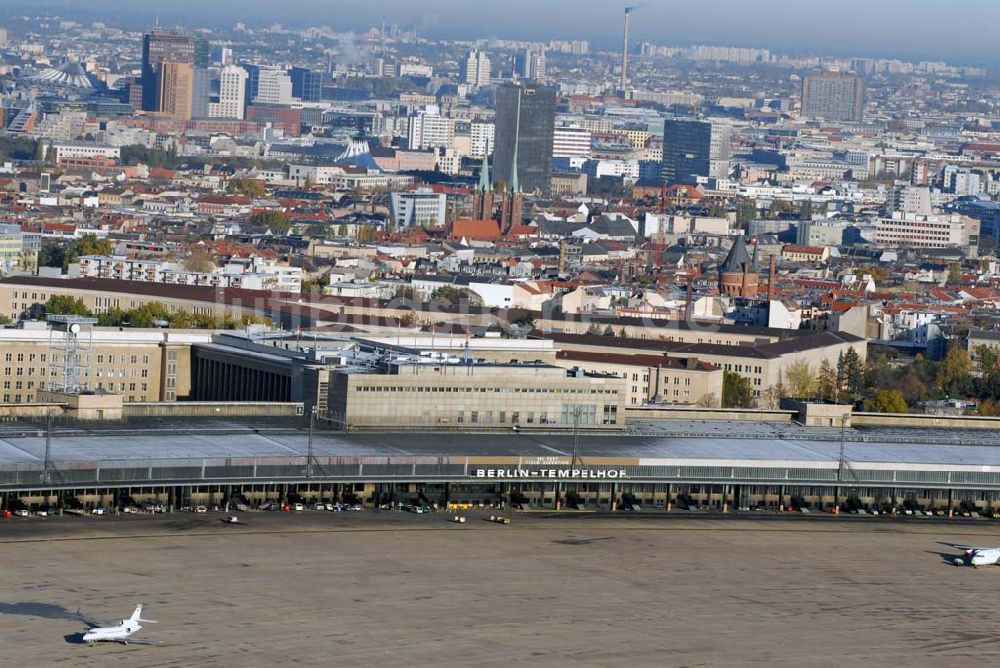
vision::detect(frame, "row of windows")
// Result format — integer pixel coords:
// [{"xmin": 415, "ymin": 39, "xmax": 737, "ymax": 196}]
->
[
  {"xmin": 3, "ymin": 367, "xmax": 148, "ymax": 378},
  {"xmin": 723, "ymin": 363, "xmax": 763, "ymax": 375},
  {"xmin": 3, "ymin": 353, "xmax": 151, "ymax": 365},
  {"xmin": 456, "ymin": 404, "xmax": 619, "ymax": 425},
  {"xmin": 354, "ymin": 385, "xmax": 619, "ymax": 395}
]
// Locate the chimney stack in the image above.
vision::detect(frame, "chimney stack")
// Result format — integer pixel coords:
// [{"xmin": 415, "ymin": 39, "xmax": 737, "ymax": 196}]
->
[
  {"xmin": 768, "ymin": 254, "xmax": 777, "ymax": 301},
  {"xmin": 621, "ymin": 7, "xmax": 633, "ymax": 92}
]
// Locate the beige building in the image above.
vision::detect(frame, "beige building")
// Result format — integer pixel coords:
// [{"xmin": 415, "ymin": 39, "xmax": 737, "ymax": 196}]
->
[
  {"xmin": 329, "ymin": 361, "xmax": 627, "ymax": 431},
  {"xmin": 159, "ymin": 61, "xmax": 194, "ymax": 120},
  {"xmin": 554, "ymin": 350, "xmax": 723, "ymax": 406},
  {"xmin": 548, "ymin": 330, "xmax": 865, "ymax": 407},
  {"xmin": 0, "ymin": 325, "xmax": 205, "ymax": 404}
]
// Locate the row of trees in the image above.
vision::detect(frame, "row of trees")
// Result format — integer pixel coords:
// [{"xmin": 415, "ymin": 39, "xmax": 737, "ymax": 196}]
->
[
  {"xmin": 38, "ymin": 235, "xmax": 114, "ymax": 270},
  {"xmin": 722, "ymin": 341, "xmax": 1000, "ymax": 414},
  {"xmin": 41, "ymin": 296, "xmax": 268, "ymax": 330}
]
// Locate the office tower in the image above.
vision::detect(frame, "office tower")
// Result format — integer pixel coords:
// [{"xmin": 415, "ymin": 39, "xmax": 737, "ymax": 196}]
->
[
  {"xmin": 141, "ymin": 29, "xmax": 206, "ymax": 112},
  {"xmin": 220, "ymin": 47, "xmax": 234, "ymax": 66},
  {"xmin": 210, "ymin": 64, "xmax": 248, "ymax": 119},
  {"xmin": 289, "ymin": 66, "xmax": 323, "ymax": 102},
  {"xmin": 515, "ymin": 47, "xmax": 546, "ymax": 81},
  {"xmin": 493, "ymin": 83, "xmax": 555, "ymax": 195},
  {"xmin": 255, "ymin": 69, "xmax": 293, "ymax": 104},
  {"xmin": 242, "ymin": 64, "xmax": 261, "ymax": 111},
  {"xmin": 191, "ymin": 68, "xmax": 210, "ymax": 118},
  {"xmin": 661, "ymin": 119, "xmax": 731, "ymax": 185},
  {"xmin": 461, "ymin": 50, "xmax": 491, "ymax": 87},
  {"xmin": 801, "ymin": 71, "xmax": 864, "ymax": 122},
  {"xmin": 158, "ymin": 62, "xmax": 194, "ymax": 120}
]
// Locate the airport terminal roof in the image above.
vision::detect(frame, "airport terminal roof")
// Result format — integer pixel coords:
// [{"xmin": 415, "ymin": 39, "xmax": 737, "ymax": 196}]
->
[{"xmin": 0, "ymin": 417, "xmax": 998, "ymax": 469}]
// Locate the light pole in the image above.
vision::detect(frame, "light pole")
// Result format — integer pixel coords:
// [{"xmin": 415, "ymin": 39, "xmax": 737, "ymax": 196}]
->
[{"xmin": 835, "ymin": 412, "xmax": 849, "ymax": 513}]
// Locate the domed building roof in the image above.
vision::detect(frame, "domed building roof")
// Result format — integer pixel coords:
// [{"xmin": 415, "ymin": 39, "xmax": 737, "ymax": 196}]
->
[{"xmin": 30, "ymin": 60, "xmax": 103, "ymax": 91}]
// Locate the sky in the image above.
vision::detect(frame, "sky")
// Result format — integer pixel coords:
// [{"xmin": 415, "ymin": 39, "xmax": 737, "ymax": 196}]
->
[{"xmin": 4, "ymin": 0, "xmax": 998, "ymax": 67}]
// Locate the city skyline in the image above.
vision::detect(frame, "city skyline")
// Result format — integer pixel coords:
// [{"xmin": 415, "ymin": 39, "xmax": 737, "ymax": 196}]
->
[{"xmin": 3, "ymin": 0, "xmax": 1000, "ymax": 69}]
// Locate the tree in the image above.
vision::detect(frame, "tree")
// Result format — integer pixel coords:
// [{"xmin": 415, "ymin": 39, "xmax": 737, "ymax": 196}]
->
[
  {"xmin": 947, "ymin": 263, "xmax": 962, "ymax": 284},
  {"xmin": 974, "ymin": 345, "xmax": 999, "ymax": 375},
  {"xmin": 248, "ymin": 210, "xmax": 292, "ymax": 235},
  {"xmin": 722, "ymin": 370, "xmax": 754, "ymax": 408},
  {"xmin": 226, "ymin": 177, "xmax": 265, "ymax": 197},
  {"xmin": 864, "ymin": 389, "xmax": 908, "ymax": 413},
  {"xmin": 184, "ymin": 249, "xmax": 217, "ymax": 273},
  {"xmin": 784, "ymin": 360, "xmax": 816, "ymax": 398},
  {"xmin": 798, "ymin": 200, "xmax": 813, "ymax": 221},
  {"xmin": 817, "ymin": 358, "xmax": 839, "ymax": 402},
  {"xmin": 936, "ymin": 344, "xmax": 973, "ymax": 397},
  {"xmin": 837, "ymin": 348, "xmax": 863, "ymax": 402},
  {"xmin": 695, "ymin": 393, "xmax": 719, "ymax": 408},
  {"xmin": 735, "ymin": 199, "xmax": 757, "ymax": 229},
  {"xmin": 768, "ymin": 199, "xmax": 794, "ymax": 219},
  {"xmin": 43, "ymin": 295, "xmax": 92, "ymax": 317}
]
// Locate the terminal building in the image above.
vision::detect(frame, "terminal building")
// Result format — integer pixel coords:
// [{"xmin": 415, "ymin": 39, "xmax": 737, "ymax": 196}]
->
[{"xmin": 4, "ymin": 417, "xmax": 1000, "ymax": 519}]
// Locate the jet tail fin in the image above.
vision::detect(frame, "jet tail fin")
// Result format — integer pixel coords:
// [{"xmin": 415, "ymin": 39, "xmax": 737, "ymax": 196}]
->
[{"xmin": 129, "ymin": 604, "xmax": 158, "ymax": 624}]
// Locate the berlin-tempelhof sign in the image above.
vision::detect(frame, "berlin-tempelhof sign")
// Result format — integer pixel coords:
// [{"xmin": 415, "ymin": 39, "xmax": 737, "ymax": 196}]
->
[{"xmin": 473, "ymin": 469, "xmax": 628, "ymax": 479}]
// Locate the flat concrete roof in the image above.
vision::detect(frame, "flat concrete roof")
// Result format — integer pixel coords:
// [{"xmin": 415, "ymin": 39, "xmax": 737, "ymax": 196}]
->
[{"xmin": 1, "ymin": 424, "xmax": 999, "ymax": 470}]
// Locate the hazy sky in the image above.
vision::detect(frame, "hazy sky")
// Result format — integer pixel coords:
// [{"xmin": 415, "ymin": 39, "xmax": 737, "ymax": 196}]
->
[{"xmin": 4, "ymin": 0, "xmax": 998, "ymax": 66}]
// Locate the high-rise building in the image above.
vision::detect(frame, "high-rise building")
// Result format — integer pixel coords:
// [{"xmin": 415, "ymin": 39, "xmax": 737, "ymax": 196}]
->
[
  {"xmin": 661, "ymin": 119, "xmax": 731, "ymax": 185},
  {"xmin": 493, "ymin": 83, "xmax": 556, "ymax": 194},
  {"xmin": 552, "ymin": 124, "xmax": 591, "ymax": 159},
  {"xmin": 255, "ymin": 69, "xmax": 293, "ymax": 105},
  {"xmin": 191, "ymin": 68, "xmax": 211, "ymax": 118},
  {"xmin": 408, "ymin": 110, "xmax": 455, "ymax": 150},
  {"xmin": 0, "ymin": 29, "xmax": 8, "ymax": 49},
  {"xmin": 158, "ymin": 62, "xmax": 194, "ymax": 120},
  {"xmin": 242, "ymin": 64, "xmax": 261, "ymax": 109},
  {"xmin": 801, "ymin": 71, "xmax": 864, "ymax": 122},
  {"xmin": 515, "ymin": 48, "xmax": 546, "ymax": 81},
  {"xmin": 461, "ymin": 50, "xmax": 491, "ymax": 87},
  {"xmin": 209, "ymin": 64, "xmax": 248, "ymax": 119},
  {"xmin": 141, "ymin": 30, "xmax": 206, "ymax": 112},
  {"xmin": 289, "ymin": 66, "xmax": 324, "ymax": 102},
  {"xmin": 470, "ymin": 122, "xmax": 495, "ymax": 159}
]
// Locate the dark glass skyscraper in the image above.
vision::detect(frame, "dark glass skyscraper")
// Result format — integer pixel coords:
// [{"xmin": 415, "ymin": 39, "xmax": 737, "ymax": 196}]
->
[
  {"xmin": 290, "ymin": 67, "xmax": 324, "ymax": 102},
  {"xmin": 661, "ymin": 119, "xmax": 730, "ymax": 185},
  {"xmin": 493, "ymin": 83, "xmax": 555, "ymax": 194},
  {"xmin": 141, "ymin": 29, "xmax": 208, "ymax": 112}
]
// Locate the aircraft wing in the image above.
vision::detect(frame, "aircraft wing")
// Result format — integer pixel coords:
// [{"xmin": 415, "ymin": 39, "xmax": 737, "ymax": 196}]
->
[
  {"xmin": 937, "ymin": 542, "xmax": 995, "ymax": 552},
  {"xmin": 75, "ymin": 610, "xmax": 112, "ymax": 629},
  {"xmin": 951, "ymin": 545, "xmax": 996, "ymax": 552}
]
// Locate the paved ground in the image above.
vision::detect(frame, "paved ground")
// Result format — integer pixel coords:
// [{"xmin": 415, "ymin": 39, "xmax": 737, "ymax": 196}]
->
[{"xmin": 0, "ymin": 511, "xmax": 998, "ymax": 667}]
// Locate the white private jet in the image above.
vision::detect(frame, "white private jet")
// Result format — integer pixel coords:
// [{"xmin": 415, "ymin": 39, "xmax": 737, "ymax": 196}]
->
[
  {"xmin": 947, "ymin": 544, "xmax": 1000, "ymax": 568},
  {"xmin": 81, "ymin": 604, "xmax": 158, "ymax": 645}
]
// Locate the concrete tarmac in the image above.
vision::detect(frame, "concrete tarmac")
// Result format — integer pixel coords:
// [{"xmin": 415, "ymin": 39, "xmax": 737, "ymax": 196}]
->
[{"xmin": 0, "ymin": 510, "xmax": 998, "ymax": 667}]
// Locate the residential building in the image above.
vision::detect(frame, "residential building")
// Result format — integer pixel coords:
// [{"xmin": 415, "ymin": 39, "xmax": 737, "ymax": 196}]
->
[
  {"xmin": 408, "ymin": 110, "xmax": 455, "ymax": 150},
  {"xmin": 553, "ymin": 124, "xmax": 591, "ymax": 158},
  {"xmin": 461, "ymin": 50, "xmax": 491, "ymax": 87},
  {"xmin": 801, "ymin": 71, "xmax": 864, "ymax": 122}
]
